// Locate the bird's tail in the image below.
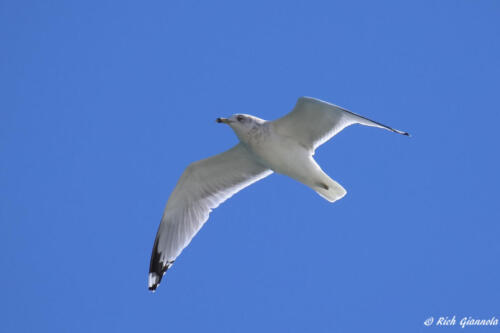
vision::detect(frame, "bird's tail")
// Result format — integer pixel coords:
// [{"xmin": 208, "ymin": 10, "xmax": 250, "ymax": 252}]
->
[{"xmin": 312, "ymin": 174, "xmax": 347, "ymax": 203}]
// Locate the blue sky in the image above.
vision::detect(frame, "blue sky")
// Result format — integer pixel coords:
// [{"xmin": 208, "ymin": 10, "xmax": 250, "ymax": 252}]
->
[{"xmin": 1, "ymin": 1, "xmax": 499, "ymax": 332}]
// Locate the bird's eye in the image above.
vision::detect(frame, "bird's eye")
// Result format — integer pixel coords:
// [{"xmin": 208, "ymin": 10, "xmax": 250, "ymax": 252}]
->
[{"xmin": 237, "ymin": 115, "xmax": 244, "ymax": 122}]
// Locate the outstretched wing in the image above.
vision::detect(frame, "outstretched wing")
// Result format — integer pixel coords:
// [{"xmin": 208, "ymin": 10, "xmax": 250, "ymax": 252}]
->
[
  {"xmin": 149, "ymin": 143, "xmax": 272, "ymax": 291},
  {"xmin": 273, "ymin": 97, "xmax": 409, "ymax": 152}
]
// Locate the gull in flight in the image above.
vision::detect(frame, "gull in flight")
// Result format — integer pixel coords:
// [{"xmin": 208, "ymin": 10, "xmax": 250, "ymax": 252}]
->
[{"xmin": 148, "ymin": 97, "xmax": 409, "ymax": 291}]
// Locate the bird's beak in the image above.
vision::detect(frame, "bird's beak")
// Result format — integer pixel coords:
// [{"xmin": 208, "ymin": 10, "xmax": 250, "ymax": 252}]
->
[{"xmin": 216, "ymin": 117, "xmax": 232, "ymax": 124}]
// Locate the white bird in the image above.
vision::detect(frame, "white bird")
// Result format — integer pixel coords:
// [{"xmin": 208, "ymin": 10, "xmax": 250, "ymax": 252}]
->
[{"xmin": 148, "ymin": 97, "xmax": 409, "ymax": 291}]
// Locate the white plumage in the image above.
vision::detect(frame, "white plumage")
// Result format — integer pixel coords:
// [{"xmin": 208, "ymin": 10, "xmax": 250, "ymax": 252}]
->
[{"xmin": 148, "ymin": 97, "xmax": 409, "ymax": 291}]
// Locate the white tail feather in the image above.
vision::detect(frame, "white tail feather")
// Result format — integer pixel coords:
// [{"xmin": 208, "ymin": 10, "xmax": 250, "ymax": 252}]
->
[{"xmin": 313, "ymin": 177, "xmax": 346, "ymax": 203}]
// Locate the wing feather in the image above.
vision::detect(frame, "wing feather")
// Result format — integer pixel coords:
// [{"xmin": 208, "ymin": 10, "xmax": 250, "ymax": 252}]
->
[
  {"xmin": 149, "ymin": 143, "xmax": 272, "ymax": 290},
  {"xmin": 273, "ymin": 97, "xmax": 409, "ymax": 151}
]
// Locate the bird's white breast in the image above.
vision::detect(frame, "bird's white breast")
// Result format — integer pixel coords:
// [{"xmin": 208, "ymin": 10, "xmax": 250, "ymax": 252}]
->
[{"xmin": 245, "ymin": 123, "xmax": 312, "ymax": 179}]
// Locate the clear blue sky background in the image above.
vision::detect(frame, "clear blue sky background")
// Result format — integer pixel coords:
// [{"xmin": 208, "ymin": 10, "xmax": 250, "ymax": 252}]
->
[{"xmin": 1, "ymin": 1, "xmax": 499, "ymax": 332}]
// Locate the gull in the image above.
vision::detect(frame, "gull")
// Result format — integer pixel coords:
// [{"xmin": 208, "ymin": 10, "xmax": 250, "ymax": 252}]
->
[{"xmin": 148, "ymin": 97, "xmax": 409, "ymax": 291}]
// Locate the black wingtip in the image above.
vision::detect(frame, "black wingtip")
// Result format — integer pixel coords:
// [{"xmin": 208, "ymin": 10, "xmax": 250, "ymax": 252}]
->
[
  {"xmin": 148, "ymin": 262, "xmax": 171, "ymax": 292},
  {"xmin": 148, "ymin": 235, "xmax": 174, "ymax": 291},
  {"xmin": 148, "ymin": 271, "xmax": 161, "ymax": 291},
  {"xmin": 148, "ymin": 278, "xmax": 159, "ymax": 292},
  {"xmin": 393, "ymin": 128, "xmax": 410, "ymax": 137}
]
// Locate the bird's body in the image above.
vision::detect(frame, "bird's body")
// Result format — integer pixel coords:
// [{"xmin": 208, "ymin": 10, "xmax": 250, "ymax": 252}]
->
[
  {"xmin": 249, "ymin": 123, "xmax": 343, "ymax": 202},
  {"xmin": 246, "ymin": 122, "xmax": 303, "ymax": 177},
  {"xmin": 148, "ymin": 97, "xmax": 409, "ymax": 291}
]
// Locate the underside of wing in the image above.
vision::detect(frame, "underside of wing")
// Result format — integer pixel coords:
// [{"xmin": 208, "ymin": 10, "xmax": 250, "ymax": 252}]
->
[
  {"xmin": 149, "ymin": 143, "xmax": 272, "ymax": 291},
  {"xmin": 273, "ymin": 97, "xmax": 409, "ymax": 151}
]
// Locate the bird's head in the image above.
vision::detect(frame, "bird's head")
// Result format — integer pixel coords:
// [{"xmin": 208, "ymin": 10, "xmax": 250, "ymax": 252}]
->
[{"xmin": 216, "ymin": 114, "xmax": 265, "ymax": 143}]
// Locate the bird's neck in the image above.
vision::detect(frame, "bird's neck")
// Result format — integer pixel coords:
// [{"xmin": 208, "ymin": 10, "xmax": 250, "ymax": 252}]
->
[{"xmin": 239, "ymin": 122, "xmax": 270, "ymax": 148}]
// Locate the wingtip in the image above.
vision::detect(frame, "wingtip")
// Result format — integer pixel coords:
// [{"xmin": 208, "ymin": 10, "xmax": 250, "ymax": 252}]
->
[
  {"xmin": 148, "ymin": 272, "xmax": 161, "ymax": 292},
  {"xmin": 148, "ymin": 258, "xmax": 174, "ymax": 292},
  {"xmin": 394, "ymin": 129, "xmax": 410, "ymax": 137}
]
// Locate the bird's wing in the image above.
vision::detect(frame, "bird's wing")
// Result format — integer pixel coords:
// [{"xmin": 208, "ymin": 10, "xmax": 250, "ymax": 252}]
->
[
  {"xmin": 273, "ymin": 97, "xmax": 409, "ymax": 152},
  {"xmin": 149, "ymin": 143, "xmax": 272, "ymax": 291}
]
